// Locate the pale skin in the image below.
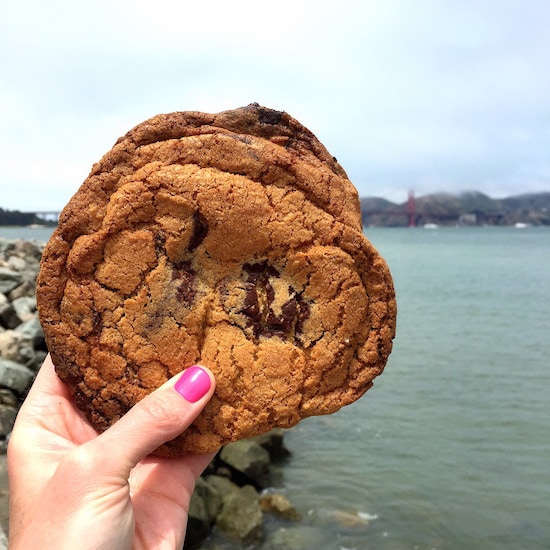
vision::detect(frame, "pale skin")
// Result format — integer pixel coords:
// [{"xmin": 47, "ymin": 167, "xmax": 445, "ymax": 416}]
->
[{"xmin": 7, "ymin": 354, "xmax": 217, "ymax": 550}]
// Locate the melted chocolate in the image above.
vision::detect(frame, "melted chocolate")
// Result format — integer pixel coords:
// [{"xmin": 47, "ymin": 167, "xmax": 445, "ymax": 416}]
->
[
  {"xmin": 188, "ymin": 212, "xmax": 209, "ymax": 251},
  {"xmin": 241, "ymin": 262, "xmax": 310, "ymax": 342},
  {"xmin": 172, "ymin": 261, "xmax": 196, "ymax": 304}
]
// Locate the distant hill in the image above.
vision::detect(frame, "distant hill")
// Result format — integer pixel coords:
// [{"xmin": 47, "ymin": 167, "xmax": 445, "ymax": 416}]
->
[
  {"xmin": 3, "ymin": 191, "xmax": 549, "ymax": 228},
  {"xmin": 0, "ymin": 208, "xmax": 46, "ymax": 226},
  {"xmin": 361, "ymin": 191, "xmax": 550, "ymax": 227}
]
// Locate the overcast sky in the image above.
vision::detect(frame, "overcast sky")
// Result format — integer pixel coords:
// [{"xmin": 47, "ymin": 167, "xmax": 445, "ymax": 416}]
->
[{"xmin": 1, "ymin": 0, "xmax": 549, "ymax": 211}]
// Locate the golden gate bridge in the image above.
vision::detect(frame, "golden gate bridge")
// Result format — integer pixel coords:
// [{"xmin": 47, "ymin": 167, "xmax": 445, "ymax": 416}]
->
[
  {"xmin": 26, "ymin": 196, "xmax": 420, "ymax": 227},
  {"xmin": 26, "ymin": 190, "xmax": 462, "ymax": 228},
  {"xmin": 22, "ymin": 211, "xmax": 61, "ymax": 223},
  {"xmin": 361, "ymin": 190, "xmax": 418, "ymax": 227}
]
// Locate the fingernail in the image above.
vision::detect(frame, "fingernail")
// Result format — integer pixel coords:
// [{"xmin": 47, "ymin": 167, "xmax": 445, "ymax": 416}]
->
[{"xmin": 174, "ymin": 366, "xmax": 211, "ymax": 403}]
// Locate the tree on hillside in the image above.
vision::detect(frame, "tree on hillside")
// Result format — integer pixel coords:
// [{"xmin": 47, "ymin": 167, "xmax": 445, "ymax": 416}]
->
[{"xmin": 0, "ymin": 208, "xmax": 44, "ymax": 226}]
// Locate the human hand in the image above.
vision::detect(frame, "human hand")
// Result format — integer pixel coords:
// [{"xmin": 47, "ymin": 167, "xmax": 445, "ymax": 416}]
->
[{"xmin": 7, "ymin": 354, "xmax": 216, "ymax": 550}]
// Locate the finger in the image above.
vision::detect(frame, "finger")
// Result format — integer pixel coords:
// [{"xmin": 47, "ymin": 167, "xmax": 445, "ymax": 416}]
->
[{"xmin": 79, "ymin": 365, "xmax": 215, "ymax": 478}]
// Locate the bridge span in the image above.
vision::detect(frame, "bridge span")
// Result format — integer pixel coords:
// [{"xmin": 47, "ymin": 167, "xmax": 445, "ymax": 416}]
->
[{"xmin": 23, "ymin": 211, "xmax": 62, "ymax": 223}]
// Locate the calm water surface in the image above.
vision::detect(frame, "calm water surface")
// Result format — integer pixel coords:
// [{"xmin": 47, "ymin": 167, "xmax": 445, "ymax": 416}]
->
[
  {"xmin": 2, "ymin": 226, "xmax": 549, "ymax": 549},
  {"xmin": 0, "ymin": 226, "xmax": 55, "ymax": 243},
  {"xmin": 281, "ymin": 227, "xmax": 550, "ymax": 550}
]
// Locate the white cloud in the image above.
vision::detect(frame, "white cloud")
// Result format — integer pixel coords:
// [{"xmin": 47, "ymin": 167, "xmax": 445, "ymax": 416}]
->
[{"xmin": 1, "ymin": 0, "xmax": 550, "ymax": 210}]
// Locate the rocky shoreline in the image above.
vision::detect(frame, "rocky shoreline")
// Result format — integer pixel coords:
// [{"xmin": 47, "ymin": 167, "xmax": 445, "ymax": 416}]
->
[
  {"xmin": 0, "ymin": 239, "xmax": 48, "ymax": 447},
  {"xmin": 0, "ymin": 238, "xmax": 50, "ymax": 547},
  {"xmin": 0, "ymin": 238, "xmax": 348, "ymax": 549}
]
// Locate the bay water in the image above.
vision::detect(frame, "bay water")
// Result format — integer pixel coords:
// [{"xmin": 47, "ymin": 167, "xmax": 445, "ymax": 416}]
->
[
  {"xmin": 1, "ymin": 225, "xmax": 549, "ymax": 549},
  {"xmin": 281, "ymin": 226, "xmax": 550, "ymax": 550}
]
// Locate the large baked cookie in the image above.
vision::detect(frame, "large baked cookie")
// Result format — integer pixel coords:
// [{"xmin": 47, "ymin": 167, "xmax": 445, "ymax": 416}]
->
[{"xmin": 36, "ymin": 104, "xmax": 396, "ymax": 455}]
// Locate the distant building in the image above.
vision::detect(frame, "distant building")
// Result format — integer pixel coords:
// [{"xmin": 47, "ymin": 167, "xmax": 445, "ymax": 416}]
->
[{"xmin": 459, "ymin": 213, "xmax": 477, "ymax": 225}]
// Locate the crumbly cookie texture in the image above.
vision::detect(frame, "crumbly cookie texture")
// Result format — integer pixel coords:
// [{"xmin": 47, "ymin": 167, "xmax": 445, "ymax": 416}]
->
[{"xmin": 37, "ymin": 104, "xmax": 396, "ymax": 456}]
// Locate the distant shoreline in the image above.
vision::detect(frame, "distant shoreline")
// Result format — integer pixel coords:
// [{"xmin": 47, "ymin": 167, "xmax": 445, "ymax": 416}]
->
[
  {"xmin": 361, "ymin": 190, "xmax": 550, "ymax": 227},
  {"xmin": 2, "ymin": 189, "xmax": 549, "ymax": 228}
]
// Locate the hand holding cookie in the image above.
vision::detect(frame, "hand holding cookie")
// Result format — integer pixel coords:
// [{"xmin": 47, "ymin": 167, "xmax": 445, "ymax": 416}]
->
[
  {"xmin": 8, "ymin": 355, "xmax": 216, "ymax": 549},
  {"xmin": 36, "ymin": 104, "xmax": 396, "ymax": 455}
]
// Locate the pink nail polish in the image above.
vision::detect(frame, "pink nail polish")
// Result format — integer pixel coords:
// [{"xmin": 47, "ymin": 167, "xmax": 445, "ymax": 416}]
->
[{"xmin": 174, "ymin": 366, "xmax": 211, "ymax": 403}]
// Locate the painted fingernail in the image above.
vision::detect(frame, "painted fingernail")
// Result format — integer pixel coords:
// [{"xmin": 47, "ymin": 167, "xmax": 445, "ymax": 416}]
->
[{"xmin": 174, "ymin": 366, "xmax": 211, "ymax": 403}]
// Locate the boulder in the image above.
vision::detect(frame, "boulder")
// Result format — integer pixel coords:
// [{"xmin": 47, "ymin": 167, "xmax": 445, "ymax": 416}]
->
[
  {"xmin": 12, "ymin": 239, "xmax": 43, "ymax": 263},
  {"xmin": 260, "ymin": 492, "xmax": 302, "ymax": 521},
  {"xmin": 219, "ymin": 439, "xmax": 271, "ymax": 488},
  {"xmin": 0, "ymin": 329, "xmax": 44, "ymax": 371},
  {"xmin": 0, "ymin": 389, "xmax": 18, "ymax": 451},
  {"xmin": 185, "ymin": 489, "xmax": 212, "ymax": 550},
  {"xmin": 203, "ymin": 474, "xmax": 240, "ymax": 496},
  {"xmin": 0, "ymin": 523, "xmax": 7, "ymax": 550},
  {"xmin": 26, "ymin": 350, "xmax": 47, "ymax": 372},
  {"xmin": 0, "ymin": 406, "xmax": 17, "ymax": 439},
  {"xmin": 6, "ymin": 256, "xmax": 27, "ymax": 272},
  {"xmin": 0, "ymin": 295, "xmax": 21, "ymax": 330},
  {"xmin": 193, "ymin": 476, "xmax": 223, "ymax": 523},
  {"xmin": 215, "ymin": 485, "xmax": 263, "ymax": 543},
  {"xmin": 0, "ymin": 358, "xmax": 35, "ymax": 393},
  {"xmin": 0, "ymin": 331, "xmax": 26, "ymax": 361},
  {"xmin": 253, "ymin": 428, "xmax": 291, "ymax": 460},
  {"xmin": 0, "ymin": 390, "xmax": 17, "ymax": 408},
  {"xmin": 0, "ymin": 267, "xmax": 22, "ymax": 296},
  {"xmin": 0, "ymin": 239, "xmax": 46, "ymax": 450},
  {"xmin": 11, "ymin": 296, "xmax": 37, "ymax": 320},
  {"xmin": 15, "ymin": 317, "xmax": 45, "ymax": 350},
  {"xmin": 7, "ymin": 280, "xmax": 36, "ymax": 301}
]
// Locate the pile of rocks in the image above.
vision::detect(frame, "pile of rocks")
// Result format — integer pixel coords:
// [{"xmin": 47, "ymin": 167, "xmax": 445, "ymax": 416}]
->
[
  {"xmin": 0, "ymin": 239, "xmax": 48, "ymax": 451},
  {"xmin": 186, "ymin": 430, "xmax": 302, "ymax": 549}
]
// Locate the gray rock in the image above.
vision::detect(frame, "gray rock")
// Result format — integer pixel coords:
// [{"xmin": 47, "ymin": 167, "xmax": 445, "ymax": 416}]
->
[
  {"xmin": 0, "ymin": 330, "xmax": 43, "ymax": 371},
  {"xmin": 6, "ymin": 255, "xmax": 27, "ymax": 272},
  {"xmin": 260, "ymin": 492, "xmax": 302, "ymax": 521},
  {"xmin": 7, "ymin": 279, "xmax": 36, "ymax": 301},
  {"xmin": 0, "ymin": 358, "xmax": 35, "ymax": 393},
  {"xmin": 26, "ymin": 350, "xmax": 47, "ymax": 372},
  {"xmin": 0, "ymin": 523, "xmax": 7, "ymax": 550},
  {"xmin": 194, "ymin": 477, "xmax": 223, "ymax": 523},
  {"xmin": 215, "ymin": 485, "xmax": 263, "ymax": 543},
  {"xmin": 0, "ymin": 405, "xmax": 17, "ymax": 438},
  {"xmin": 18, "ymin": 345, "xmax": 39, "ymax": 369},
  {"xmin": 0, "ymin": 389, "xmax": 18, "ymax": 450},
  {"xmin": 0, "ymin": 389, "xmax": 17, "ymax": 407},
  {"xmin": 14, "ymin": 317, "xmax": 44, "ymax": 349},
  {"xmin": 0, "ymin": 267, "xmax": 22, "ymax": 295},
  {"xmin": 11, "ymin": 296, "xmax": 36, "ymax": 319},
  {"xmin": 220, "ymin": 439, "xmax": 271, "ymax": 488},
  {"xmin": 0, "ymin": 296, "xmax": 21, "ymax": 329},
  {"xmin": 12, "ymin": 240, "xmax": 43, "ymax": 262},
  {"xmin": 203, "ymin": 475, "xmax": 240, "ymax": 497},
  {"xmin": 186, "ymin": 490, "xmax": 212, "ymax": 550},
  {"xmin": 0, "ymin": 266, "xmax": 22, "ymax": 281},
  {"xmin": 0, "ymin": 331, "xmax": 26, "ymax": 361},
  {"xmin": 253, "ymin": 429, "xmax": 291, "ymax": 460}
]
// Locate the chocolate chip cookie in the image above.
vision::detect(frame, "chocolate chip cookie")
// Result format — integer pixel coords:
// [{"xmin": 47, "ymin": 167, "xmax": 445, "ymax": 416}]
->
[{"xmin": 36, "ymin": 104, "xmax": 396, "ymax": 455}]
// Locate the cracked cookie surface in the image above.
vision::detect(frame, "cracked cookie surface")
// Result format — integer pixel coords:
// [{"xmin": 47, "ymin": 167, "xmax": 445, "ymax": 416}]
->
[{"xmin": 36, "ymin": 104, "xmax": 396, "ymax": 455}]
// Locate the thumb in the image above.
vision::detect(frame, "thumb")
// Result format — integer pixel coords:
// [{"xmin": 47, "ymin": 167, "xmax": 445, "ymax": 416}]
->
[{"xmin": 82, "ymin": 365, "xmax": 215, "ymax": 477}]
